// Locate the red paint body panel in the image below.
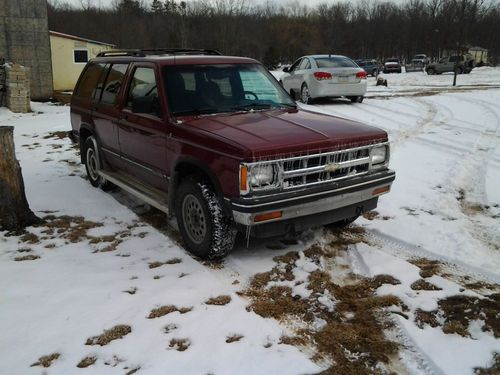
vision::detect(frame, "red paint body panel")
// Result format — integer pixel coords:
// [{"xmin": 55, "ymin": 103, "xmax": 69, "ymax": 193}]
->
[{"xmin": 177, "ymin": 108, "xmax": 387, "ymax": 160}]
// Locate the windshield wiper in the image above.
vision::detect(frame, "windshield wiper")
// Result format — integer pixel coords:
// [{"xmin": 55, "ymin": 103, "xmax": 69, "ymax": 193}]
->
[
  {"xmin": 274, "ymin": 103, "xmax": 297, "ymax": 109},
  {"xmin": 231, "ymin": 103, "xmax": 272, "ymax": 111},
  {"xmin": 173, "ymin": 108, "xmax": 221, "ymax": 116}
]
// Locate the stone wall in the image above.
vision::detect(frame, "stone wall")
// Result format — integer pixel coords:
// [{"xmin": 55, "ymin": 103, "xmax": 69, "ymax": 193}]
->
[
  {"xmin": 0, "ymin": 0, "xmax": 53, "ymax": 100},
  {"xmin": 1, "ymin": 64, "xmax": 31, "ymax": 113}
]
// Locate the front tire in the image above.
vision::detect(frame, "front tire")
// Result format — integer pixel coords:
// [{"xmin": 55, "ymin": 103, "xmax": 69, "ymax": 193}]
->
[
  {"xmin": 175, "ymin": 179, "xmax": 236, "ymax": 259},
  {"xmin": 426, "ymin": 68, "xmax": 435, "ymax": 75},
  {"xmin": 83, "ymin": 137, "xmax": 112, "ymax": 190}
]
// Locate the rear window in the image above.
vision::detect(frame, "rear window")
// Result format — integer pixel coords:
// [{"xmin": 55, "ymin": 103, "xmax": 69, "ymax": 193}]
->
[
  {"xmin": 314, "ymin": 57, "xmax": 357, "ymax": 68},
  {"xmin": 74, "ymin": 63, "xmax": 106, "ymax": 98}
]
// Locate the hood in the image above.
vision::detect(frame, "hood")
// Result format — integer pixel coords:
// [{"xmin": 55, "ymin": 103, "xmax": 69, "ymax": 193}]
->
[{"xmin": 181, "ymin": 109, "xmax": 387, "ymax": 159}]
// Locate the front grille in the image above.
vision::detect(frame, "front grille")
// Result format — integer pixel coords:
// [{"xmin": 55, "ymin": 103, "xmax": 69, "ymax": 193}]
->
[{"xmin": 282, "ymin": 146, "xmax": 372, "ymax": 189}]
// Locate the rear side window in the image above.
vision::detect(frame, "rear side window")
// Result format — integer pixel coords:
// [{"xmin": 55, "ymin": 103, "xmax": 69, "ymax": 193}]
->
[
  {"xmin": 74, "ymin": 63, "xmax": 106, "ymax": 98},
  {"xmin": 100, "ymin": 64, "xmax": 128, "ymax": 105},
  {"xmin": 315, "ymin": 57, "xmax": 357, "ymax": 68}
]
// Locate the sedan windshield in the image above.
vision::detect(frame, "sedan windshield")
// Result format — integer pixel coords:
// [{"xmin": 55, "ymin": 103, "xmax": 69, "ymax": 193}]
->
[
  {"xmin": 314, "ymin": 56, "xmax": 358, "ymax": 68},
  {"xmin": 163, "ymin": 64, "xmax": 295, "ymax": 116}
]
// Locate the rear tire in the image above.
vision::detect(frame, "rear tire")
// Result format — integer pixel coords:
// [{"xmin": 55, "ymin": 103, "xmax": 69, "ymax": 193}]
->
[
  {"xmin": 426, "ymin": 68, "xmax": 435, "ymax": 75},
  {"xmin": 300, "ymin": 83, "xmax": 311, "ymax": 104},
  {"xmin": 83, "ymin": 137, "xmax": 112, "ymax": 190},
  {"xmin": 349, "ymin": 96, "xmax": 364, "ymax": 103},
  {"xmin": 175, "ymin": 179, "xmax": 236, "ymax": 259}
]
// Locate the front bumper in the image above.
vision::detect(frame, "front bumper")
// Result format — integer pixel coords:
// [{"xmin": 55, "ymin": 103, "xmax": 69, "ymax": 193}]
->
[{"xmin": 231, "ymin": 170, "xmax": 395, "ymax": 230}]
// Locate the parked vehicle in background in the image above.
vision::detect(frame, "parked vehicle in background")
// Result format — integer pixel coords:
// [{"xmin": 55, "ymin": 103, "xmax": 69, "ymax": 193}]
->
[
  {"xmin": 406, "ymin": 54, "xmax": 429, "ymax": 72},
  {"xmin": 69, "ymin": 49, "xmax": 395, "ymax": 259},
  {"xmin": 426, "ymin": 54, "xmax": 475, "ymax": 75},
  {"xmin": 412, "ymin": 54, "xmax": 430, "ymax": 65},
  {"xmin": 281, "ymin": 55, "xmax": 367, "ymax": 103},
  {"xmin": 354, "ymin": 59, "xmax": 382, "ymax": 76},
  {"xmin": 383, "ymin": 58, "xmax": 402, "ymax": 73}
]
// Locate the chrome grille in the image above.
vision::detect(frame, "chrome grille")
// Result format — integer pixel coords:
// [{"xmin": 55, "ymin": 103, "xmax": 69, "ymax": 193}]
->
[{"xmin": 282, "ymin": 145, "xmax": 372, "ymax": 189}]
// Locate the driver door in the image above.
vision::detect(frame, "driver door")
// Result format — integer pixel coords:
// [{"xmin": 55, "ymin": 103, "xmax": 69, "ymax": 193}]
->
[{"xmin": 117, "ymin": 64, "xmax": 168, "ymax": 190}]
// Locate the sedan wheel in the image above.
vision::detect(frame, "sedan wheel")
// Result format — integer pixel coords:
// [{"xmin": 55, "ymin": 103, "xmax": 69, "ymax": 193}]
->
[{"xmin": 300, "ymin": 83, "xmax": 311, "ymax": 104}]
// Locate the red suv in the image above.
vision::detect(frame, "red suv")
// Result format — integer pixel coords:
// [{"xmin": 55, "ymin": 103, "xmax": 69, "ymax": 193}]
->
[{"xmin": 70, "ymin": 49, "xmax": 395, "ymax": 259}]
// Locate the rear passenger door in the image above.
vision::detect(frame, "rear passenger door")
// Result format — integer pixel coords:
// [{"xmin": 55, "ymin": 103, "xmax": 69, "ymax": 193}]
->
[
  {"xmin": 93, "ymin": 63, "xmax": 129, "ymax": 169},
  {"xmin": 118, "ymin": 64, "xmax": 167, "ymax": 190}
]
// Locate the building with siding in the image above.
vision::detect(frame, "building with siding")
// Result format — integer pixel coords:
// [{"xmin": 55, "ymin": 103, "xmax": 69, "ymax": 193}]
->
[{"xmin": 49, "ymin": 31, "xmax": 115, "ymax": 92}]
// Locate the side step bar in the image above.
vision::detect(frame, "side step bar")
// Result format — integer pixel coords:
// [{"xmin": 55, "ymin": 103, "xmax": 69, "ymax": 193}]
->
[{"xmin": 98, "ymin": 170, "xmax": 169, "ymax": 214}]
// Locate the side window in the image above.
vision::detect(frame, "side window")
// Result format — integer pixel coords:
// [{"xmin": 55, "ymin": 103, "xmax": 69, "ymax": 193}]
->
[
  {"xmin": 290, "ymin": 58, "xmax": 302, "ymax": 72},
  {"xmin": 299, "ymin": 58, "xmax": 310, "ymax": 70},
  {"xmin": 127, "ymin": 67, "xmax": 160, "ymax": 117},
  {"xmin": 100, "ymin": 63, "xmax": 128, "ymax": 105},
  {"xmin": 74, "ymin": 63, "xmax": 106, "ymax": 98}
]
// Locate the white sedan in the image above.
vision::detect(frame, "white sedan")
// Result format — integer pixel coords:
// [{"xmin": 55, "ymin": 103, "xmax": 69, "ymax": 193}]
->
[{"xmin": 280, "ymin": 55, "xmax": 367, "ymax": 104}]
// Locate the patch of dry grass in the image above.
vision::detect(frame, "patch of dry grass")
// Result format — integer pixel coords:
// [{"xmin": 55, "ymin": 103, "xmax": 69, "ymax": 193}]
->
[
  {"xmin": 148, "ymin": 305, "xmax": 192, "ymax": 319},
  {"xmin": 77, "ymin": 356, "xmax": 97, "ymax": 368},
  {"xmin": 411, "ymin": 279, "xmax": 442, "ymax": 291},
  {"xmin": 20, "ymin": 232, "xmax": 40, "ymax": 244},
  {"xmin": 169, "ymin": 338, "xmax": 190, "ymax": 351},
  {"xmin": 409, "ymin": 258, "xmax": 441, "ymax": 278},
  {"xmin": 205, "ymin": 295, "xmax": 231, "ymax": 306},
  {"xmin": 414, "ymin": 293, "xmax": 500, "ymax": 338},
  {"xmin": 42, "ymin": 215, "xmax": 102, "ymax": 243},
  {"xmin": 226, "ymin": 334, "xmax": 244, "ymax": 343},
  {"xmin": 148, "ymin": 258, "xmax": 182, "ymax": 269},
  {"xmin": 31, "ymin": 353, "xmax": 60, "ymax": 367},
  {"xmin": 14, "ymin": 254, "xmax": 40, "ymax": 261},
  {"xmin": 85, "ymin": 325, "xmax": 131, "ymax": 346},
  {"xmin": 242, "ymin": 242, "xmax": 402, "ymax": 374}
]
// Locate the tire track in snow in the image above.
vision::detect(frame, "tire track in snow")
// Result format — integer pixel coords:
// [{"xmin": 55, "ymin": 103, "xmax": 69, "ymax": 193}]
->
[
  {"xmin": 360, "ymin": 227, "xmax": 500, "ymax": 285},
  {"xmin": 436, "ymin": 94, "xmax": 500, "ymax": 251},
  {"xmin": 349, "ymin": 246, "xmax": 445, "ymax": 375}
]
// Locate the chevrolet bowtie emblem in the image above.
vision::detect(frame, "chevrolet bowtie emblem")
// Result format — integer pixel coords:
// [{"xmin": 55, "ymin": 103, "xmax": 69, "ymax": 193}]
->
[{"xmin": 324, "ymin": 163, "xmax": 339, "ymax": 172}]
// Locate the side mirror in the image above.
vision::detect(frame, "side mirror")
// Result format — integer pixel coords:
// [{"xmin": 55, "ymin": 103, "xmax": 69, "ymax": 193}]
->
[{"xmin": 282, "ymin": 66, "xmax": 290, "ymax": 73}]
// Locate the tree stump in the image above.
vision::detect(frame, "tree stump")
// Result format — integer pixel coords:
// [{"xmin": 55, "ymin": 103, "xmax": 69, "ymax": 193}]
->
[{"xmin": 0, "ymin": 126, "xmax": 41, "ymax": 231}]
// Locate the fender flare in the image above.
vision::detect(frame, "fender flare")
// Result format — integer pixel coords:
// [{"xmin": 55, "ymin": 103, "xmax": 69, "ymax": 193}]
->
[{"xmin": 168, "ymin": 156, "xmax": 231, "ymax": 217}]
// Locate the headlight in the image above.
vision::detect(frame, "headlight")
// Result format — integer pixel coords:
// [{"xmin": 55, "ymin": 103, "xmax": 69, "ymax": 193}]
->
[
  {"xmin": 250, "ymin": 164, "xmax": 276, "ymax": 187},
  {"xmin": 371, "ymin": 146, "xmax": 387, "ymax": 165},
  {"xmin": 240, "ymin": 163, "xmax": 281, "ymax": 194}
]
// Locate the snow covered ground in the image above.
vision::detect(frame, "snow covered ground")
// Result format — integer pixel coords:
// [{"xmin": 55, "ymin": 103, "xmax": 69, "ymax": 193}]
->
[{"xmin": 1, "ymin": 67, "xmax": 499, "ymax": 374}]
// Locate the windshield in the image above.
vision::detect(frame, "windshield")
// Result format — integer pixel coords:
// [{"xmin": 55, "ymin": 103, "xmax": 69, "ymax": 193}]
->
[
  {"xmin": 314, "ymin": 56, "xmax": 357, "ymax": 68},
  {"xmin": 163, "ymin": 64, "xmax": 295, "ymax": 116}
]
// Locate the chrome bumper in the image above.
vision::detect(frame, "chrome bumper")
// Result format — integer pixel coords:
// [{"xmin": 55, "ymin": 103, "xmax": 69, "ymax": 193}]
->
[{"xmin": 232, "ymin": 179, "xmax": 392, "ymax": 226}]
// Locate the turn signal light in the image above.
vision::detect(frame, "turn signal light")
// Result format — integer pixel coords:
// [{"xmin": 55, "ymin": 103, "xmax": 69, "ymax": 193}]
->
[
  {"xmin": 314, "ymin": 71, "xmax": 333, "ymax": 80},
  {"xmin": 254, "ymin": 211, "xmax": 282, "ymax": 223},
  {"xmin": 356, "ymin": 71, "xmax": 367, "ymax": 79},
  {"xmin": 372, "ymin": 186, "xmax": 390, "ymax": 196},
  {"xmin": 240, "ymin": 165, "xmax": 248, "ymax": 193}
]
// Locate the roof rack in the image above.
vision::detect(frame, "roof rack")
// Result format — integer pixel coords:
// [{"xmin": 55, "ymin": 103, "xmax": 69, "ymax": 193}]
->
[{"xmin": 96, "ymin": 48, "xmax": 222, "ymax": 58}]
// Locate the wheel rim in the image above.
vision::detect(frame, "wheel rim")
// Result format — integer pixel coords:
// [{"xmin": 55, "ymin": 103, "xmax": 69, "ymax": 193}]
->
[
  {"xmin": 182, "ymin": 194, "xmax": 207, "ymax": 245},
  {"xmin": 301, "ymin": 86, "xmax": 309, "ymax": 103},
  {"xmin": 86, "ymin": 147, "xmax": 99, "ymax": 181}
]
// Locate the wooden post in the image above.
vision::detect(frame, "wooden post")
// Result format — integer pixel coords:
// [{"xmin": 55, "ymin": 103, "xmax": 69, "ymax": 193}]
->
[{"xmin": 0, "ymin": 126, "xmax": 41, "ymax": 231}]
